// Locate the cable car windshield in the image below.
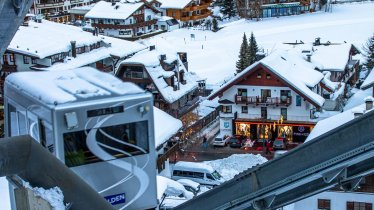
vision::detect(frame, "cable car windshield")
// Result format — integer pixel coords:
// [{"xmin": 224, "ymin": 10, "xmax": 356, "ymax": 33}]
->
[{"xmin": 63, "ymin": 120, "xmax": 149, "ymax": 167}]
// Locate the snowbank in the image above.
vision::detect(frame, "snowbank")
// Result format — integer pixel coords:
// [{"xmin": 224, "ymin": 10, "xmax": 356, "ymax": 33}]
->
[
  {"xmin": 0, "ymin": 177, "xmax": 10, "ymax": 210},
  {"xmin": 24, "ymin": 182, "xmax": 66, "ymax": 210},
  {"xmin": 204, "ymin": 154, "xmax": 268, "ymax": 181}
]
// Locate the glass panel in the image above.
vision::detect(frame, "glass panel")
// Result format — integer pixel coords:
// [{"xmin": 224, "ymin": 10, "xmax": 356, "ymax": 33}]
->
[{"xmin": 63, "ymin": 121, "xmax": 149, "ymax": 167}]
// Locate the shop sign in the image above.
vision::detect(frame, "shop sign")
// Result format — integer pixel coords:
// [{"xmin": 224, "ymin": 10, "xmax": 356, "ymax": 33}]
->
[
  {"xmin": 293, "ymin": 126, "xmax": 310, "ymax": 142},
  {"xmin": 221, "ymin": 119, "xmax": 232, "ymax": 132}
]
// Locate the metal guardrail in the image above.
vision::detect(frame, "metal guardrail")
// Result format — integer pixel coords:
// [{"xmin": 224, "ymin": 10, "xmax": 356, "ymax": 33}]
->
[{"xmin": 175, "ymin": 107, "xmax": 374, "ymax": 210}]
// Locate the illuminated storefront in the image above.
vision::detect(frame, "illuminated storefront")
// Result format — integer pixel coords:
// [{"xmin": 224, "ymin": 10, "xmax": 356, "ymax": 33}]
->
[{"xmin": 235, "ymin": 121, "xmax": 314, "ymax": 143}]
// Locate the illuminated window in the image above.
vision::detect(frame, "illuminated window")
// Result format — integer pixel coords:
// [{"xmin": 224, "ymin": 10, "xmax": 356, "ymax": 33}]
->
[{"xmin": 318, "ymin": 199, "xmax": 330, "ymax": 210}]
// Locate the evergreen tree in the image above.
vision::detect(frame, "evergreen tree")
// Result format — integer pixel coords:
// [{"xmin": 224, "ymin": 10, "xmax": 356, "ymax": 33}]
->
[
  {"xmin": 248, "ymin": 32, "xmax": 259, "ymax": 65},
  {"xmin": 236, "ymin": 33, "xmax": 249, "ymax": 73},
  {"xmin": 212, "ymin": 18, "xmax": 219, "ymax": 32},
  {"xmin": 221, "ymin": 0, "xmax": 236, "ymax": 18},
  {"xmin": 364, "ymin": 33, "xmax": 374, "ymax": 71}
]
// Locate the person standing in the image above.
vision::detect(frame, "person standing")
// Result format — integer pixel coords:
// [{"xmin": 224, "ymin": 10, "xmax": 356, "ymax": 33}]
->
[{"xmin": 203, "ymin": 135, "xmax": 208, "ymax": 150}]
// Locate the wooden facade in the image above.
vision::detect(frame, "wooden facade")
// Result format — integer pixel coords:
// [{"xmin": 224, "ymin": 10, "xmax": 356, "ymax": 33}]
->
[
  {"xmin": 164, "ymin": 0, "xmax": 213, "ymax": 26},
  {"xmin": 236, "ymin": 0, "xmax": 310, "ymax": 19}
]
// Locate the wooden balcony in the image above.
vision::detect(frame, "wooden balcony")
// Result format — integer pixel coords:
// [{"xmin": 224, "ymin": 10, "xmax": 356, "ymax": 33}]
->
[
  {"xmin": 1, "ymin": 64, "xmax": 17, "ymax": 73},
  {"xmin": 183, "ymin": 3, "xmax": 211, "ymax": 12},
  {"xmin": 180, "ymin": 11, "xmax": 212, "ymax": 22},
  {"xmin": 92, "ymin": 19, "xmax": 157, "ymax": 30},
  {"xmin": 235, "ymin": 95, "xmax": 292, "ymax": 106},
  {"xmin": 37, "ymin": 1, "xmax": 64, "ymax": 8}
]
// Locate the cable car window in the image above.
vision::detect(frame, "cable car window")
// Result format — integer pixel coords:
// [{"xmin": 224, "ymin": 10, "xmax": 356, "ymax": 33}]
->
[{"xmin": 63, "ymin": 120, "xmax": 149, "ymax": 167}]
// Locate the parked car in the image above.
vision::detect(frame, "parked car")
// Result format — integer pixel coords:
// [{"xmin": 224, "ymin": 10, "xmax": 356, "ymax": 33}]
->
[
  {"xmin": 172, "ymin": 161, "xmax": 224, "ymax": 186},
  {"xmin": 177, "ymin": 179, "xmax": 201, "ymax": 196},
  {"xmin": 253, "ymin": 139, "xmax": 267, "ymax": 148},
  {"xmin": 273, "ymin": 138, "xmax": 287, "ymax": 150},
  {"xmin": 274, "ymin": 150, "xmax": 288, "ymax": 158},
  {"xmin": 212, "ymin": 134, "xmax": 230, "ymax": 147},
  {"xmin": 228, "ymin": 137, "xmax": 242, "ymax": 148}
]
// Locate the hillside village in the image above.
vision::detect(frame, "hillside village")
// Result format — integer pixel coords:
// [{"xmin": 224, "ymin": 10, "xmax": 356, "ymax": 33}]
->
[{"xmin": 0, "ymin": 0, "xmax": 374, "ymax": 209}]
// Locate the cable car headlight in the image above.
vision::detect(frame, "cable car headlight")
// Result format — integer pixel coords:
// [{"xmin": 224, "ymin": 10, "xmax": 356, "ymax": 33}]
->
[{"xmin": 138, "ymin": 105, "xmax": 150, "ymax": 116}]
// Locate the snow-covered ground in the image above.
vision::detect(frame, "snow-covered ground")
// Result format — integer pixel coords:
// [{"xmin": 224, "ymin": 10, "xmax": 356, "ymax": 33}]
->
[
  {"xmin": 147, "ymin": 2, "xmax": 374, "ymax": 84},
  {"xmin": 0, "ymin": 177, "xmax": 10, "ymax": 210}
]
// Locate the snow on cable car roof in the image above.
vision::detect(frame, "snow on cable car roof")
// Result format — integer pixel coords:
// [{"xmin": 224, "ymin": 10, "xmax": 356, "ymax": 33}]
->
[{"xmin": 6, "ymin": 67, "xmax": 144, "ymax": 105}]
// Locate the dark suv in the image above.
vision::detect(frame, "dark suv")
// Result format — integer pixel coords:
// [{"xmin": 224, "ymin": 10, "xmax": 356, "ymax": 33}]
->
[{"xmin": 228, "ymin": 137, "xmax": 242, "ymax": 148}]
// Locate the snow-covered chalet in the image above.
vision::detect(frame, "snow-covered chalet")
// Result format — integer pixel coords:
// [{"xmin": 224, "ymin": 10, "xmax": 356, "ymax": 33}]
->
[
  {"xmin": 85, "ymin": 0, "xmax": 161, "ymax": 38},
  {"xmin": 116, "ymin": 46, "xmax": 200, "ymax": 119},
  {"xmin": 208, "ymin": 49, "xmax": 340, "ymax": 143},
  {"xmin": 159, "ymin": 0, "xmax": 212, "ymax": 27}
]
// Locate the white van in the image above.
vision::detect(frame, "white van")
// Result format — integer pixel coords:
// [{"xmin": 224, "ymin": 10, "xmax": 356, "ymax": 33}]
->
[{"xmin": 171, "ymin": 161, "xmax": 224, "ymax": 186}]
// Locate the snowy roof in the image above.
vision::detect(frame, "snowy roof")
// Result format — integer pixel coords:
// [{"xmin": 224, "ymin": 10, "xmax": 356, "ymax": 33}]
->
[
  {"xmin": 85, "ymin": 0, "xmax": 144, "ymax": 20},
  {"xmin": 5, "ymin": 67, "xmax": 144, "ymax": 105},
  {"xmin": 8, "ymin": 20, "xmax": 100, "ymax": 59},
  {"xmin": 159, "ymin": 0, "xmax": 192, "ymax": 9},
  {"xmin": 154, "ymin": 107, "xmax": 182, "ymax": 147},
  {"xmin": 343, "ymin": 88, "xmax": 372, "ymax": 111},
  {"xmin": 308, "ymin": 44, "xmax": 353, "ymax": 71},
  {"xmin": 306, "ymin": 102, "xmax": 373, "ymax": 142},
  {"xmin": 209, "ymin": 50, "xmax": 325, "ymax": 107},
  {"xmin": 7, "ymin": 19, "xmax": 146, "ymax": 62},
  {"xmin": 174, "ymin": 161, "xmax": 214, "ymax": 173},
  {"xmin": 119, "ymin": 45, "xmax": 199, "ymax": 104},
  {"xmin": 361, "ymin": 68, "xmax": 374, "ymax": 90}
]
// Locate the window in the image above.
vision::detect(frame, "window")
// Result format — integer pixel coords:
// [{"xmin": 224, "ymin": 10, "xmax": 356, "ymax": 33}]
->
[
  {"xmin": 31, "ymin": 58, "xmax": 37, "ymax": 64},
  {"xmin": 281, "ymin": 108, "xmax": 287, "ymax": 120},
  {"xmin": 222, "ymin": 105, "xmax": 232, "ymax": 113},
  {"xmin": 242, "ymin": 106, "xmax": 248, "ymax": 113},
  {"xmin": 193, "ymin": 172, "xmax": 204, "ymax": 178},
  {"xmin": 257, "ymin": 73, "xmax": 262, "ymax": 79},
  {"xmin": 206, "ymin": 173, "xmax": 214, "ymax": 180},
  {"xmin": 148, "ymin": 25, "xmax": 152, "ymax": 30},
  {"xmin": 63, "ymin": 121, "xmax": 149, "ymax": 167},
  {"xmin": 317, "ymin": 199, "xmax": 330, "ymax": 210},
  {"xmin": 347, "ymin": 202, "xmax": 372, "ymax": 210},
  {"xmin": 119, "ymin": 30, "xmax": 131, "ymax": 35},
  {"xmin": 296, "ymin": 95, "xmax": 302, "ymax": 106},
  {"xmin": 147, "ymin": 15, "xmax": 151, "ymax": 21},
  {"xmin": 23, "ymin": 56, "xmax": 30, "ymax": 64},
  {"xmin": 237, "ymin": 88, "xmax": 247, "ymax": 96},
  {"xmin": 266, "ymin": 74, "xmax": 271, "ymax": 79},
  {"xmin": 261, "ymin": 107, "xmax": 267, "ymax": 119},
  {"xmin": 9, "ymin": 54, "xmax": 15, "ymax": 62}
]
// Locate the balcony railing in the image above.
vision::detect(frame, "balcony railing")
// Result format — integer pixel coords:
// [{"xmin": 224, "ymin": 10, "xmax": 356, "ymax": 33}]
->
[
  {"xmin": 235, "ymin": 95, "xmax": 292, "ymax": 106},
  {"xmin": 92, "ymin": 19, "xmax": 157, "ymax": 30},
  {"xmin": 37, "ymin": 1, "xmax": 64, "ymax": 8},
  {"xmin": 1, "ymin": 64, "xmax": 17, "ymax": 73},
  {"xmin": 180, "ymin": 11, "xmax": 212, "ymax": 22},
  {"xmin": 236, "ymin": 113, "xmax": 326, "ymax": 122},
  {"xmin": 183, "ymin": 3, "xmax": 211, "ymax": 12}
]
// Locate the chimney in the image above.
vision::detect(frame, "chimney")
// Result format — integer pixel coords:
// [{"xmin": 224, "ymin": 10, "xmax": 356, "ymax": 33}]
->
[
  {"xmin": 365, "ymin": 96, "xmax": 374, "ymax": 111},
  {"xmin": 160, "ymin": 54, "xmax": 166, "ymax": 61},
  {"xmin": 149, "ymin": 45, "xmax": 155, "ymax": 51},
  {"xmin": 306, "ymin": 54, "xmax": 311, "ymax": 62},
  {"xmin": 352, "ymin": 108, "xmax": 364, "ymax": 118},
  {"xmin": 314, "ymin": 37, "xmax": 321, "ymax": 46},
  {"xmin": 112, "ymin": 2, "xmax": 116, "ymax": 6},
  {"xmin": 71, "ymin": 41, "xmax": 77, "ymax": 58}
]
